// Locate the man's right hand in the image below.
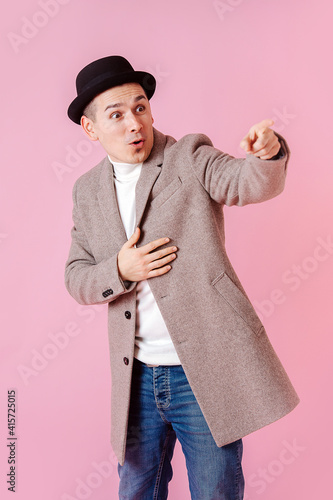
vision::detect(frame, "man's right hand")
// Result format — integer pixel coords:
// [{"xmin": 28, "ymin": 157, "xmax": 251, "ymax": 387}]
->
[{"xmin": 117, "ymin": 227, "xmax": 178, "ymax": 282}]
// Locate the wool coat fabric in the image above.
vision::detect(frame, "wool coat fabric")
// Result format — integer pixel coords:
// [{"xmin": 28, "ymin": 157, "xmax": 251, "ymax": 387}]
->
[{"xmin": 65, "ymin": 128, "xmax": 300, "ymax": 465}]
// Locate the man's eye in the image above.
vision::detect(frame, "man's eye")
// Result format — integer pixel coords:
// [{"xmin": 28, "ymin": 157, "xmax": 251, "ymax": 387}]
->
[
  {"xmin": 136, "ymin": 105, "xmax": 145, "ymax": 113},
  {"xmin": 110, "ymin": 112, "xmax": 121, "ymax": 119}
]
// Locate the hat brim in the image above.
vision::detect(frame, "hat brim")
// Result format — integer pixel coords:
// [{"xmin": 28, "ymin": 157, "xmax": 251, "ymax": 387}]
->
[{"xmin": 67, "ymin": 70, "xmax": 156, "ymax": 124}]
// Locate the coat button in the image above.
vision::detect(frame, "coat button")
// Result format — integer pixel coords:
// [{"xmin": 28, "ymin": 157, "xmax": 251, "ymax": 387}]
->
[
  {"xmin": 123, "ymin": 357, "xmax": 129, "ymax": 365},
  {"xmin": 125, "ymin": 311, "xmax": 131, "ymax": 319}
]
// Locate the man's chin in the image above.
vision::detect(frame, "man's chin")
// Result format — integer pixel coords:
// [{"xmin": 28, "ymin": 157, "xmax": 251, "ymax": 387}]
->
[
  {"xmin": 131, "ymin": 145, "xmax": 153, "ymax": 163},
  {"xmin": 108, "ymin": 143, "xmax": 153, "ymax": 164}
]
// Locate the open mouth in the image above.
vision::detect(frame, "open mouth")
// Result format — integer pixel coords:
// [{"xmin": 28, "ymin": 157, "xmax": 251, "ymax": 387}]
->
[{"xmin": 130, "ymin": 138, "xmax": 144, "ymax": 147}]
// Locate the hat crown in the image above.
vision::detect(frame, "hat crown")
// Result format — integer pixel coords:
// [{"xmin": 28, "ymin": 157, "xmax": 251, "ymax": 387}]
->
[{"xmin": 76, "ymin": 56, "xmax": 134, "ymax": 94}]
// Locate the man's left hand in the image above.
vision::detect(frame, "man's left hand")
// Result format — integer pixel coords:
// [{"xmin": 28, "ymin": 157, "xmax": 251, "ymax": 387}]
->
[{"xmin": 240, "ymin": 119, "xmax": 280, "ymax": 160}]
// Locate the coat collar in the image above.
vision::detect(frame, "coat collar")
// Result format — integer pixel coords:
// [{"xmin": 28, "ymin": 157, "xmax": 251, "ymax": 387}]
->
[{"xmin": 97, "ymin": 128, "xmax": 168, "ymax": 245}]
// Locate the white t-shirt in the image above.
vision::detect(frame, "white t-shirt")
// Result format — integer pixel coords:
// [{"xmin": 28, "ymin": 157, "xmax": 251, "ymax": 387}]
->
[{"xmin": 110, "ymin": 158, "xmax": 181, "ymax": 365}]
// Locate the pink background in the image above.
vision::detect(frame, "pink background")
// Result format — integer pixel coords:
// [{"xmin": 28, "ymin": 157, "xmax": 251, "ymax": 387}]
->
[{"xmin": 1, "ymin": 0, "xmax": 332, "ymax": 498}]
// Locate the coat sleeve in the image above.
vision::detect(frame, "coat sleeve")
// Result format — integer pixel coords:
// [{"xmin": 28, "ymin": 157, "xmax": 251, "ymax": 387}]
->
[
  {"xmin": 187, "ymin": 132, "xmax": 290, "ymax": 206},
  {"xmin": 64, "ymin": 181, "xmax": 135, "ymax": 306}
]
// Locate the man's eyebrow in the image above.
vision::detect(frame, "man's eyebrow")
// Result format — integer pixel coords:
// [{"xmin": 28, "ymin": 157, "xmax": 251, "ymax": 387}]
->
[{"xmin": 104, "ymin": 95, "xmax": 147, "ymax": 113}]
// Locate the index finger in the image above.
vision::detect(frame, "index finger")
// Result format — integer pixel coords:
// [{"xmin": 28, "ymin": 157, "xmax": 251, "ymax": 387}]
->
[
  {"xmin": 141, "ymin": 237, "xmax": 171, "ymax": 254},
  {"xmin": 254, "ymin": 119, "xmax": 275, "ymax": 134}
]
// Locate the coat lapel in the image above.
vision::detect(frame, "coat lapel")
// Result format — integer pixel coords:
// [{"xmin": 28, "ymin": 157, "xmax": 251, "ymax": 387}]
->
[
  {"xmin": 135, "ymin": 128, "xmax": 166, "ymax": 228},
  {"xmin": 97, "ymin": 157, "xmax": 128, "ymax": 248},
  {"xmin": 135, "ymin": 163, "xmax": 161, "ymax": 228}
]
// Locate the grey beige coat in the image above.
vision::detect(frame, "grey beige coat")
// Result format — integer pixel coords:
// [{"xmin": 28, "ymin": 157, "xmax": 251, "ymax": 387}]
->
[{"xmin": 65, "ymin": 128, "xmax": 299, "ymax": 465}]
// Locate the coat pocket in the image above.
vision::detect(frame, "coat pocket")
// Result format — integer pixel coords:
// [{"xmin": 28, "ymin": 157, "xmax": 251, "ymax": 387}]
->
[
  {"xmin": 150, "ymin": 176, "xmax": 183, "ymax": 210},
  {"xmin": 212, "ymin": 272, "xmax": 264, "ymax": 336}
]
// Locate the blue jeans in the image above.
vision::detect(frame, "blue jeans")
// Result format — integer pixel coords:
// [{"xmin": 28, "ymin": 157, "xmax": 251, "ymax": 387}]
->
[{"xmin": 118, "ymin": 358, "xmax": 244, "ymax": 499}]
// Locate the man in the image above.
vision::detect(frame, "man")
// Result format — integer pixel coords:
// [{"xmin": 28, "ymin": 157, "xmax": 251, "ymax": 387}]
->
[{"xmin": 65, "ymin": 55, "xmax": 299, "ymax": 499}]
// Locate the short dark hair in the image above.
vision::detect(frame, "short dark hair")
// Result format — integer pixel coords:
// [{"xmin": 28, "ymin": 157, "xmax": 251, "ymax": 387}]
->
[{"xmin": 83, "ymin": 99, "xmax": 97, "ymax": 121}]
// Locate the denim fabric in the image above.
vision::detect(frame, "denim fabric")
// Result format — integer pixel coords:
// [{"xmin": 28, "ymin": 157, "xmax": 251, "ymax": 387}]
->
[{"xmin": 118, "ymin": 358, "xmax": 244, "ymax": 499}]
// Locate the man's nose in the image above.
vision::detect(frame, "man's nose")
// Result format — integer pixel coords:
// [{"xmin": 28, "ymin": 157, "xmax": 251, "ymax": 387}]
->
[{"xmin": 126, "ymin": 112, "xmax": 142, "ymax": 133}]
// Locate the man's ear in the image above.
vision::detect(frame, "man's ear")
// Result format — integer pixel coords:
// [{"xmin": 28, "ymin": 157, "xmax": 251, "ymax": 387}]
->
[{"xmin": 81, "ymin": 115, "xmax": 99, "ymax": 141}]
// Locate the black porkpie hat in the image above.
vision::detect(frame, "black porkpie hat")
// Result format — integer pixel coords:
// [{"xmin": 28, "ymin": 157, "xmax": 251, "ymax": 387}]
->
[{"xmin": 67, "ymin": 55, "xmax": 156, "ymax": 124}]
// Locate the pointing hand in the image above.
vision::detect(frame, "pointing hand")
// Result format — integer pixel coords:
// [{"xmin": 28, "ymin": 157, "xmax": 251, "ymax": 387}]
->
[{"xmin": 240, "ymin": 119, "xmax": 280, "ymax": 160}]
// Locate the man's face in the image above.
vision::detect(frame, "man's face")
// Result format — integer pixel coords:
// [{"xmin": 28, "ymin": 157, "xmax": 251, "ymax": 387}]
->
[{"xmin": 81, "ymin": 83, "xmax": 154, "ymax": 164}]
